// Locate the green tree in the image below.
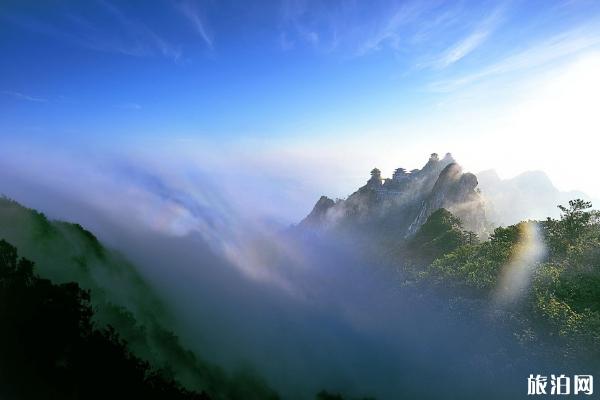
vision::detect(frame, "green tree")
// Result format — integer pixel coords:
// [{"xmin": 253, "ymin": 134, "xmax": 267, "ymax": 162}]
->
[
  {"xmin": 406, "ymin": 208, "xmax": 476, "ymax": 266},
  {"xmin": 543, "ymin": 199, "xmax": 599, "ymax": 258}
]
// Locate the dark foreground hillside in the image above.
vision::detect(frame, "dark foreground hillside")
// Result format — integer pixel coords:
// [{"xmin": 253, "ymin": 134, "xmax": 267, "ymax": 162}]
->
[
  {"xmin": 0, "ymin": 239, "xmax": 375, "ymax": 400},
  {"xmin": 0, "ymin": 239, "xmax": 210, "ymax": 400},
  {"xmin": 0, "ymin": 197, "xmax": 279, "ymax": 400}
]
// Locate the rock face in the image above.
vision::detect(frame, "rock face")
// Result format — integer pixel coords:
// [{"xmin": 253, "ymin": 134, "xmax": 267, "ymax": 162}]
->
[
  {"xmin": 301, "ymin": 195, "xmax": 336, "ymax": 227},
  {"xmin": 299, "ymin": 153, "xmax": 487, "ymax": 237}
]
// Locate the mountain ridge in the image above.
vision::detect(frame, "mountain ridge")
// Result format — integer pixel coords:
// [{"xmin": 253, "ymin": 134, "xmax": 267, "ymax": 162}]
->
[
  {"xmin": 477, "ymin": 168, "xmax": 594, "ymax": 226},
  {"xmin": 299, "ymin": 153, "xmax": 487, "ymax": 238}
]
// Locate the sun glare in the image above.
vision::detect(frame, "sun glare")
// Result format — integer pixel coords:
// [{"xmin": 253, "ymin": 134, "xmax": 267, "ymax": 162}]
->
[{"xmin": 477, "ymin": 53, "xmax": 600, "ymax": 197}]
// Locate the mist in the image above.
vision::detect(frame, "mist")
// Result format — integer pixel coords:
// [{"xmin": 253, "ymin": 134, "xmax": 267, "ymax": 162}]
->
[{"xmin": 0, "ymin": 143, "xmax": 551, "ymax": 399}]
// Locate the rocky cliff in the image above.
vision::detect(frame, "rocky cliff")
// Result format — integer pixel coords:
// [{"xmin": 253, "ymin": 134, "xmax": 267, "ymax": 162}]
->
[{"xmin": 299, "ymin": 153, "xmax": 487, "ymax": 237}]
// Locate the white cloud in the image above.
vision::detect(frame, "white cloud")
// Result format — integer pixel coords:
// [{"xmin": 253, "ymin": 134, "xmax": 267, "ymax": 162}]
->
[
  {"xmin": 177, "ymin": 0, "xmax": 213, "ymax": 49},
  {"xmin": 430, "ymin": 23, "xmax": 600, "ymax": 91},
  {"xmin": 9, "ymin": 1, "xmax": 182, "ymax": 61},
  {"xmin": 429, "ymin": 7, "xmax": 504, "ymax": 69},
  {"xmin": 1, "ymin": 91, "xmax": 47, "ymax": 102},
  {"xmin": 355, "ymin": 2, "xmax": 430, "ymax": 56},
  {"xmin": 278, "ymin": 0, "xmax": 436, "ymax": 56},
  {"xmin": 434, "ymin": 30, "xmax": 490, "ymax": 68},
  {"xmin": 98, "ymin": 0, "xmax": 183, "ymax": 60}
]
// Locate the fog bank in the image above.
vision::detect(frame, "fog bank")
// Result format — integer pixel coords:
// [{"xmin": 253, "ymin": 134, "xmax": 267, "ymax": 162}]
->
[{"xmin": 0, "ymin": 144, "xmax": 546, "ymax": 399}]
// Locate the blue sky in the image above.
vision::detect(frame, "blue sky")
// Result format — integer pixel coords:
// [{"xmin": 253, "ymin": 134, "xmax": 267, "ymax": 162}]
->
[{"xmin": 2, "ymin": 0, "xmax": 600, "ymax": 202}]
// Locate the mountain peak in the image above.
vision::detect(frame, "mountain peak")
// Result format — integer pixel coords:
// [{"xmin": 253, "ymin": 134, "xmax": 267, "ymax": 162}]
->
[{"xmin": 299, "ymin": 153, "xmax": 487, "ymax": 237}]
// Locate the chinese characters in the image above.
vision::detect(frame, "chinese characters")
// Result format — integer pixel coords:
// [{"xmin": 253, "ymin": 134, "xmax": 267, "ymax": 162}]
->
[{"xmin": 528, "ymin": 374, "xmax": 593, "ymax": 396}]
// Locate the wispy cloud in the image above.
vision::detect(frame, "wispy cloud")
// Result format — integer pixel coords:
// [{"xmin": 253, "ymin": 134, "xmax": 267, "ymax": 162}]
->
[
  {"xmin": 278, "ymin": 0, "xmax": 435, "ymax": 56},
  {"xmin": 437, "ymin": 30, "xmax": 490, "ymax": 67},
  {"xmin": 177, "ymin": 0, "xmax": 213, "ymax": 49},
  {"xmin": 429, "ymin": 23, "xmax": 600, "ymax": 92},
  {"xmin": 356, "ymin": 2, "xmax": 431, "ymax": 56},
  {"xmin": 96, "ymin": 0, "xmax": 182, "ymax": 61},
  {"xmin": 277, "ymin": 0, "xmax": 498, "ymax": 63},
  {"xmin": 426, "ymin": 7, "xmax": 504, "ymax": 69},
  {"xmin": 7, "ymin": 1, "xmax": 182, "ymax": 61},
  {"xmin": 116, "ymin": 102, "xmax": 142, "ymax": 110},
  {"xmin": 278, "ymin": 0, "xmax": 330, "ymax": 52},
  {"xmin": 1, "ymin": 91, "xmax": 47, "ymax": 103},
  {"xmin": 279, "ymin": 31, "xmax": 295, "ymax": 51}
]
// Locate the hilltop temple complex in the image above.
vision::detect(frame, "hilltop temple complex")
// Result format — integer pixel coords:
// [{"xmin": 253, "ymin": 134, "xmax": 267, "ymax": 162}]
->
[{"xmin": 363, "ymin": 152, "xmax": 456, "ymax": 200}]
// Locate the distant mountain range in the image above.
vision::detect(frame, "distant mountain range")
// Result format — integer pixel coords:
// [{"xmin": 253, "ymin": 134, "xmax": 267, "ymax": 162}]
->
[
  {"xmin": 477, "ymin": 169, "xmax": 594, "ymax": 226},
  {"xmin": 300, "ymin": 153, "xmax": 595, "ymax": 237}
]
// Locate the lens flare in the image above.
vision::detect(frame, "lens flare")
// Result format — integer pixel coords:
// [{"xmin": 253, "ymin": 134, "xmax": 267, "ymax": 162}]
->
[{"xmin": 494, "ymin": 222, "xmax": 546, "ymax": 305}]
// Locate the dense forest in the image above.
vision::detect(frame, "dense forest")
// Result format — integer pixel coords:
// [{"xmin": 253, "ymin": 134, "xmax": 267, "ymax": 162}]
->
[{"xmin": 403, "ymin": 199, "xmax": 600, "ymax": 368}]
